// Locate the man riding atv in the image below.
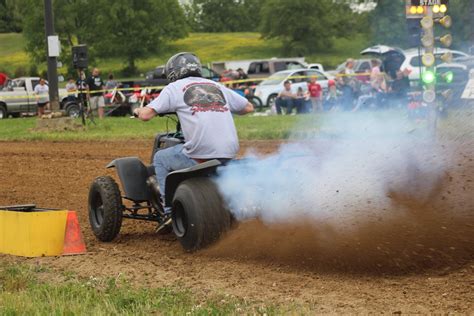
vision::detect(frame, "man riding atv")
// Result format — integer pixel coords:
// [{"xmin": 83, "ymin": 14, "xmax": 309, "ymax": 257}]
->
[{"xmin": 133, "ymin": 52, "xmax": 254, "ymax": 228}]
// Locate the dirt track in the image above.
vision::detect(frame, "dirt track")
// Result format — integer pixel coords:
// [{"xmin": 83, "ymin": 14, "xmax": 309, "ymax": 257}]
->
[{"xmin": 0, "ymin": 139, "xmax": 473, "ymax": 313}]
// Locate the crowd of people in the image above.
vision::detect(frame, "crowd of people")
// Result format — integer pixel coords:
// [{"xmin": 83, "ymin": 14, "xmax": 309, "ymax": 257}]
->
[
  {"xmin": 1, "ymin": 55, "xmax": 413, "ymax": 118},
  {"xmin": 272, "ymin": 58, "xmax": 411, "ymax": 115},
  {"xmin": 65, "ymin": 68, "xmax": 119, "ymax": 119},
  {"xmin": 1, "ymin": 67, "xmax": 120, "ymax": 118},
  {"xmin": 25, "ymin": 68, "xmax": 119, "ymax": 119}
]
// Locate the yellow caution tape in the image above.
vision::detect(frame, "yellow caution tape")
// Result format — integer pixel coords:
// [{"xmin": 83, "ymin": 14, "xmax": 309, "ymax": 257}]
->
[
  {"xmin": 221, "ymin": 72, "xmax": 372, "ymax": 86},
  {"xmin": 0, "ymin": 72, "xmax": 372, "ymax": 100}
]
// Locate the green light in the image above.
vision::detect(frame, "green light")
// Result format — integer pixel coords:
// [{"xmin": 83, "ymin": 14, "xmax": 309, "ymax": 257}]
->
[
  {"xmin": 444, "ymin": 71, "xmax": 454, "ymax": 83},
  {"xmin": 422, "ymin": 70, "xmax": 435, "ymax": 84}
]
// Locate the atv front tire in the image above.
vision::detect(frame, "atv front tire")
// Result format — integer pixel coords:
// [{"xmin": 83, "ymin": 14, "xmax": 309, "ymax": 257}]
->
[
  {"xmin": 88, "ymin": 176, "xmax": 123, "ymax": 241},
  {"xmin": 172, "ymin": 177, "xmax": 231, "ymax": 251}
]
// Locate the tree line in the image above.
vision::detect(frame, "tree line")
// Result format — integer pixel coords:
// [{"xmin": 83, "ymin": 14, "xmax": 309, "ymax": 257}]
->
[{"xmin": 0, "ymin": 0, "xmax": 472, "ymax": 75}]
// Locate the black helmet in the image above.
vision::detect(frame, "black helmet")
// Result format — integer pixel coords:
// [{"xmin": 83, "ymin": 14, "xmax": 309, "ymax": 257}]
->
[{"xmin": 165, "ymin": 52, "xmax": 202, "ymax": 82}]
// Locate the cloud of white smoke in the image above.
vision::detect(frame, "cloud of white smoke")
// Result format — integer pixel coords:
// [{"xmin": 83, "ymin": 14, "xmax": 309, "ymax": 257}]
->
[{"xmin": 215, "ymin": 112, "xmax": 447, "ymax": 227}]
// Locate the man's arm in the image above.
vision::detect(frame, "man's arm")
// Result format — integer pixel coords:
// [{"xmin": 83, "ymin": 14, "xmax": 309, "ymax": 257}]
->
[
  {"xmin": 237, "ymin": 102, "xmax": 254, "ymax": 115},
  {"xmin": 134, "ymin": 107, "xmax": 157, "ymax": 121}
]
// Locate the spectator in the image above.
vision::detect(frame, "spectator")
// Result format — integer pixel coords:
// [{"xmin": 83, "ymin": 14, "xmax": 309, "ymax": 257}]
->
[
  {"xmin": 34, "ymin": 78, "xmax": 49, "ymax": 117},
  {"xmin": 390, "ymin": 68, "xmax": 411, "ymax": 106},
  {"xmin": 87, "ymin": 68, "xmax": 106, "ymax": 119},
  {"xmin": 296, "ymin": 86, "xmax": 311, "ymax": 113},
  {"xmin": 338, "ymin": 58, "xmax": 356, "ymax": 111},
  {"xmin": 369, "ymin": 59, "xmax": 386, "ymax": 92},
  {"xmin": 105, "ymin": 73, "xmax": 119, "ymax": 91},
  {"xmin": 353, "ymin": 59, "xmax": 387, "ymax": 111},
  {"xmin": 0, "ymin": 72, "xmax": 8, "ymax": 89},
  {"xmin": 307, "ymin": 76, "xmax": 322, "ymax": 112},
  {"xmin": 323, "ymin": 79, "xmax": 339, "ymax": 111},
  {"xmin": 275, "ymin": 80, "xmax": 297, "ymax": 115},
  {"xmin": 65, "ymin": 78, "xmax": 77, "ymax": 102},
  {"xmin": 236, "ymin": 68, "xmax": 248, "ymax": 80}
]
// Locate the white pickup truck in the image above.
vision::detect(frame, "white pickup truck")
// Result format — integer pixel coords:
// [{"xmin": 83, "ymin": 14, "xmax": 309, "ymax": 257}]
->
[{"xmin": 0, "ymin": 77, "xmax": 80, "ymax": 119}]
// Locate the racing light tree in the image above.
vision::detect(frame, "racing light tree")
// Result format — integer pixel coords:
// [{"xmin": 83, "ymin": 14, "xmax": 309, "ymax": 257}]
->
[{"xmin": 407, "ymin": 0, "xmax": 452, "ymax": 132}]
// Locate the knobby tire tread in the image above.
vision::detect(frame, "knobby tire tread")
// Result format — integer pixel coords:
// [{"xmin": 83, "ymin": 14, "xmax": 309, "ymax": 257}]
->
[{"xmin": 89, "ymin": 176, "xmax": 123, "ymax": 241}]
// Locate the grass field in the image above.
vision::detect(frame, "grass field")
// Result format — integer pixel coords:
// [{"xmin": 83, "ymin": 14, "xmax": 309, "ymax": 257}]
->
[
  {"xmin": 0, "ymin": 33, "xmax": 30, "ymax": 74},
  {"xmin": 0, "ymin": 263, "xmax": 280, "ymax": 315},
  {"xmin": 0, "ymin": 32, "xmax": 369, "ymax": 78},
  {"xmin": 0, "ymin": 114, "xmax": 323, "ymax": 141},
  {"xmin": 1, "ymin": 109, "xmax": 471, "ymax": 142}
]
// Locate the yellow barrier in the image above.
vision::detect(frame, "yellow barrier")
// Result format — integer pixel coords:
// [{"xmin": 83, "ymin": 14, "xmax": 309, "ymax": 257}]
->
[{"xmin": 0, "ymin": 209, "xmax": 68, "ymax": 257}]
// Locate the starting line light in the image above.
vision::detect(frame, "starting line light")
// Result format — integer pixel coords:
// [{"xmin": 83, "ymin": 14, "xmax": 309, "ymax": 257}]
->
[
  {"xmin": 438, "ymin": 15, "xmax": 452, "ymax": 28},
  {"xmin": 407, "ymin": 5, "xmax": 427, "ymax": 16},
  {"xmin": 422, "ymin": 53, "xmax": 435, "ymax": 67},
  {"xmin": 423, "ymin": 90, "xmax": 436, "ymax": 103},
  {"xmin": 421, "ymin": 70, "xmax": 455, "ymax": 85},
  {"xmin": 440, "ymin": 51, "xmax": 453, "ymax": 63},
  {"xmin": 421, "ymin": 34, "xmax": 435, "ymax": 47},
  {"xmin": 422, "ymin": 70, "xmax": 436, "ymax": 84},
  {"xmin": 421, "ymin": 16, "xmax": 434, "ymax": 29},
  {"xmin": 439, "ymin": 34, "xmax": 452, "ymax": 47},
  {"xmin": 440, "ymin": 70, "xmax": 454, "ymax": 83},
  {"xmin": 437, "ymin": 4, "xmax": 447, "ymax": 13}
]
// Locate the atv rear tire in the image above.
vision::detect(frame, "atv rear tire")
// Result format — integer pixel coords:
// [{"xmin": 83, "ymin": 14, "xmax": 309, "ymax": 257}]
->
[
  {"xmin": 88, "ymin": 176, "xmax": 123, "ymax": 241},
  {"xmin": 172, "ymin": 177, "xmax": 231, "ymax": 251}
]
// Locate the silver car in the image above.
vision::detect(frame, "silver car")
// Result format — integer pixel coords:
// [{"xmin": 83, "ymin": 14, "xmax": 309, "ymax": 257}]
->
[{"xmin": 254, "ymin": 69, "xmax": 332, "ymax": 107}]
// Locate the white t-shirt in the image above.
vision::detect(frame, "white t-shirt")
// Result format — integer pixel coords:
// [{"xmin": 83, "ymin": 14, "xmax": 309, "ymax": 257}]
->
[
  {"xmin": 147, "ymin": 77, "xmax": 248, "ymax": 159},
  {"xmin": 34, "ymin": 84, "xmax": 49, "ymax": 103}
]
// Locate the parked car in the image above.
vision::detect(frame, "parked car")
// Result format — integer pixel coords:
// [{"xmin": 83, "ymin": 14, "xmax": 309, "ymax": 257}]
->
[
  {"xmin": 307, "ymin": 63, "xmax": 325, "ymax": 72},
  {"xmin": 247, "ymin": 59, "xmax": 307, "ymax": 79},
  {"xmin": 0, "ymin": 77, "xmax": 78, "ymax": 119},
  {"xmin": 211, "ymin": 57, "xmax": 306, "ymax": 78},
  {"xmin": 254, "ymin": 69, "xmax": 332, "ymax": 107}
]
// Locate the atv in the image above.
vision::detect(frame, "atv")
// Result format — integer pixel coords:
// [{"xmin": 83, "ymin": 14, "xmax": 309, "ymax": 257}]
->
[{"xmin": 88, "ymin": 114, "xmax": 233, "ymax": 251}]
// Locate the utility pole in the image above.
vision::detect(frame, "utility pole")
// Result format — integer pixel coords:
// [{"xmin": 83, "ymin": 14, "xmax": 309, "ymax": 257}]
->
[{"xmin": 43, "ymin": 0, "xmax": 60, "ymax": 112}]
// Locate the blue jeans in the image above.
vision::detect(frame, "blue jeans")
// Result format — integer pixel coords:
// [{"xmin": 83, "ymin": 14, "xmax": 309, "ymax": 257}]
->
[
  {"xmin": 153, "ymin": 144, "xmax": 197, "ymax": 195},
  {"xmin": 276, "ymin": 98, "xmax": 296, "ymax": 115}
]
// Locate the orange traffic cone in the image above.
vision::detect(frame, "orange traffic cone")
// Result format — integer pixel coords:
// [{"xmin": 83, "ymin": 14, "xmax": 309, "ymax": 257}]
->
[{"xmin": 62, "ymin": 211, "xmax": 87, "ymax": 255}]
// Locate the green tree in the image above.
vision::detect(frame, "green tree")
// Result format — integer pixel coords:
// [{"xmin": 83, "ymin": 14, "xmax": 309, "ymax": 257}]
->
[
  {"xmin": 184, "ymin": 0, "xmax": 262, "ymax": 32},
  {"xmin": 260, "ymin": 0, "xmax": 356, "ymax": 55},
  {"xmin": 367, "ymin": 0, "xmax": 407, "ymax": 47},
  {"xmin": 93, "ymin": 0, "xmax": 188, "ymax": 75},
  {"xmin": 0, "ymin": 0, "xmax": 22, "ymax": 32},
  {"xmin": 449, "ymin": 0, "xmax": 473, "ymax": 50},
  {"xmin": 367, "ymin": 0, "xmax": 473, "ymax": 50},
  {"xmin": 17, "ymin": 0, "xmax": 187, "ymax": 75}
]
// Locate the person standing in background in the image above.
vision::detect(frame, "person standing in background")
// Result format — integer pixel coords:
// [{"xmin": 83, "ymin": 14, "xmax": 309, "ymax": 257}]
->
[
  {"xmin": 87, "ymin": 68, "xmax": 105, "ymax": 119},
  {"xmin": 34, "ymin": 78, "xmax": 49, "ymax": 117},
  {"xmin": 0, "ymin": 72, "xmax": 9, "ymax": 89},
  {"xmin": 338, "ymin": 58, "xmax": 356, "ymax": 111},
  {"xmin": 307, "ymin": 76, "xmax": 322, "ymax": 112},
  {"xmin": 105, "ymin": 73, "xmax": 119, "ymax": 91},
  {"xmin": 65, "ymin": 78, "xmax": 77, "ymax": 102}
]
